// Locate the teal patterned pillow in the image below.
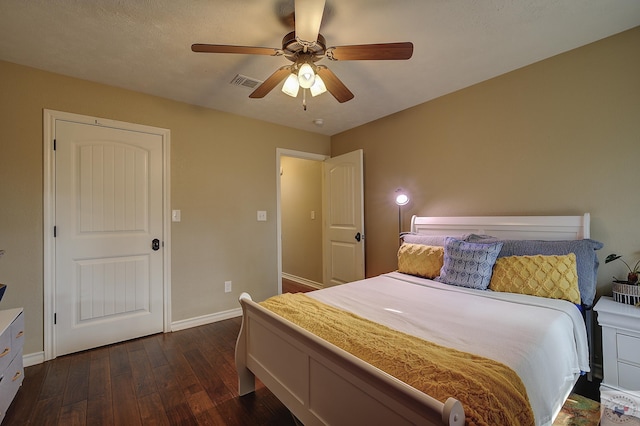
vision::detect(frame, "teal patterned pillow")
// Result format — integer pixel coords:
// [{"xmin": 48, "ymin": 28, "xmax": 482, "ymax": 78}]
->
[{"xmin": 437, "ymin": 237, "xmax": 503, "ymax": 290}]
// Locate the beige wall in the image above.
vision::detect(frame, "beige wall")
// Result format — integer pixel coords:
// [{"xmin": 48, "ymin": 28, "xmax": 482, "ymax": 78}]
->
[
  {"xmin": 281, "ymin": 157, "xmax": 323, "ymax": 284},
  {"xmin": 0, "ymin": 60, "xmax": 330, "ymax": 355},
  {"xmin": 332, "ymin": 26, "xmax": 640, "ymax": 297}
]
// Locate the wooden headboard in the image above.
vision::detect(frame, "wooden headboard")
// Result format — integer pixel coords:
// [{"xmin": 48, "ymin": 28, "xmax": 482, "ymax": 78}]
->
[{"xmin": 411, "ymin": 213, "xmax": 590, "ymax": 241}]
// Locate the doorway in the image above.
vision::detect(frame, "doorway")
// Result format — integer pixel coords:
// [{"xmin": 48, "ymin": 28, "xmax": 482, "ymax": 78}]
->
[
  {"xmin": 280, "ymin": 155, "xmax": 325, "ymax": 290},
  {"xmin": 277, "ymin": 149, "xmax": 328, "ymax": 293},
  {"xmin": 276, "ymin": 148, "xmax": 365, "ymax": 292}
]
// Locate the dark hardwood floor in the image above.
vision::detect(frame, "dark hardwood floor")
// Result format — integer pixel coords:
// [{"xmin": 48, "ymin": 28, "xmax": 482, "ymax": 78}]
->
[
  {"xmin": 4, "ymin": 317, "xmax": 297, "ymax": 425},
  {"xmin": 4, "ymin": 279, "xmax": 314, "ymax": 425}
]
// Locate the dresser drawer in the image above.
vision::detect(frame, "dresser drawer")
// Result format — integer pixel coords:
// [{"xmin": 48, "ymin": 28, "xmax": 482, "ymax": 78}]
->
[
  {"xmin": 618, "ymin": 361, "xmax": 640, "ymax": 391},
  {"xmin": 0, "ymin": 327, "xmax": 12, "ymax": 374},
  {"xmin": 10, "ymin": 312, "xmax": 24, "ymax": 345},
  {"xmin": 0, "ymin": 347, "xmax": 23, "ymax": 423},
  {"xmin": 617, "ymin": 333, "xmax": 640, "ymax": 366}
]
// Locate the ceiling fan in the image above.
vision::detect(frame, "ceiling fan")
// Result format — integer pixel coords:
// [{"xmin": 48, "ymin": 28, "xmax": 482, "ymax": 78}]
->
[{"xmin": 191, "ymin": 0, "xmax": 413, "ymax": 108}]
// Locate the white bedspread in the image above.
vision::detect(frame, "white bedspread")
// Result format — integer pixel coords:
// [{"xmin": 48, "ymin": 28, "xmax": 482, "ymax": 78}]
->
[{"xmin": 307, "ymin": 272, "xmax": 590, "ymax": 426}]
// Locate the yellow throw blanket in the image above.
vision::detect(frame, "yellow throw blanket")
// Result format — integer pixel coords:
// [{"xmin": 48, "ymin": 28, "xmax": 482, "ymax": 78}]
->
[{"xmin": 261, "ymin": 293, "xmax": 534, "ymax": 426}]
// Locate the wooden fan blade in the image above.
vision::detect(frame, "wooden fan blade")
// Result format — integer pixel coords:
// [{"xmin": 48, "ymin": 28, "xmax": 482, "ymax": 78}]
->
[
  {"xmin": 191, "ymin": 44, "xmax": 280, "ymax": 56},
  {"xmin": 249, "ymin": 67, "xmax": 292, "ymax": 99},
  {"xmin": 328, "ymin": 42, "xmax": 413, "ymax": 61},
  {"xmin": 316, "ymin": 66, "xmax": 354, "ymax": 103},
  {"xmin": 295, "ymin": 0, "xmax": 326, "ymax": 44}
]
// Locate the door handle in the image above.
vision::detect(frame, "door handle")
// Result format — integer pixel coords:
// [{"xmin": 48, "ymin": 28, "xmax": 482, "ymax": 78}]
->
[
  {"xmin": 354, "ymin": 232, "xmax": 361, "ymax": 242},
  {"xmin": 152, "ymin": 239, "xmax": 160, "ymax": 251}
]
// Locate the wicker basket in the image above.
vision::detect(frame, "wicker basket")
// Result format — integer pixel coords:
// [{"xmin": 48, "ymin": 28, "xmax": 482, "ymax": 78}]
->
[{"xmin": 612, "ymin": 282, "xmax": 640, "ymax": 305}]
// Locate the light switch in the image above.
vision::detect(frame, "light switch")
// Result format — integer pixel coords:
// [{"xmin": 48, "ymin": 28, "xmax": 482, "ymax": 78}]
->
[
  {"xmin": 311, "ymin": 210, "xmax": 316, "ymax": 220},
  {"xmin": 257, "ymin": 210, "xmax": 267, "ymax": 221},
  {"xmin": 172, "ymin": 210, "xmax": 181, "ymax": 222}
]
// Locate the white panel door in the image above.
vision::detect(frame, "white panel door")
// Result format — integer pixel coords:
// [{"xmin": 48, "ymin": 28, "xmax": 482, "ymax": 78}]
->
[
  {"xmin": 55, "ymin": 120, "xmax": 164, "ymax": 356},
  {"xmin": 323, "ymin": 150, "xmax": 364, "ymax": 286}
]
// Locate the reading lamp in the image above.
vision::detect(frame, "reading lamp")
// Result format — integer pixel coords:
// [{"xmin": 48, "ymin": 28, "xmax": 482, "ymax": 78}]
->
[{"xmin": 395, "ymin": 189, "xmax": 410, "ymax": 245}]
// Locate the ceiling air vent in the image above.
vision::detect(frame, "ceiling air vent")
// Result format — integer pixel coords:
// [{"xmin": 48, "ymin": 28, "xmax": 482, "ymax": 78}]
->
[{"xmin": 230, "ymin": 74, "xmax": 262, "ymax": 89}]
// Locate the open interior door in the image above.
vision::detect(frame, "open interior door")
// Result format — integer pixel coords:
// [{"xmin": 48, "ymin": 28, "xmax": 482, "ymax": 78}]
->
[{"xmin": 322, "ymin": 149, "xmax": 365, "ymax": 286}]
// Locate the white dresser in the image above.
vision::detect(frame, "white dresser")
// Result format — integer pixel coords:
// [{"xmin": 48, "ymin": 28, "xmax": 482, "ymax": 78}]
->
[
  {"xmin": 595, "ymin": 297, "xmax": 640, "ymax": 391},
  {"xmin": 0, "ymin": 308, "xmax": 24, "ymax": 423}
]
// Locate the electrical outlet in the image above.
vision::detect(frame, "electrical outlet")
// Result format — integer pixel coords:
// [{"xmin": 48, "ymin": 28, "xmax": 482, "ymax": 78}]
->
[
  {"xmin": 257, "ymin": 210, "xmax": 267, "ymax": 221},
  {"xmin": 225, "ymin": 280, "xmax": 232, "ymax": 293}
]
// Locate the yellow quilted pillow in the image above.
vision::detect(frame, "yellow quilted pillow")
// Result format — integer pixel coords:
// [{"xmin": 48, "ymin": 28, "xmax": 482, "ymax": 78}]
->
[
  {"xmin": 489, "ymin": 254, "xmax": 580, "ymax": 304},
  {"xmin": 397, "ymin": 243, "xmax": 444, "ymax": 279}
]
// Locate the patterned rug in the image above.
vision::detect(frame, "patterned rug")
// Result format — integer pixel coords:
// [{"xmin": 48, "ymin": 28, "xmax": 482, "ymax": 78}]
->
[{"xmin": 554, "ymin": 393, "xmax": 600, "ymax": 425}]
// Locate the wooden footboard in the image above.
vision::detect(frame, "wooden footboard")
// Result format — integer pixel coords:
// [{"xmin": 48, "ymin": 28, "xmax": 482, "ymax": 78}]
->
[{"xmin": 235, "ymin": 293, "xmax": 465, "ymax": 426}]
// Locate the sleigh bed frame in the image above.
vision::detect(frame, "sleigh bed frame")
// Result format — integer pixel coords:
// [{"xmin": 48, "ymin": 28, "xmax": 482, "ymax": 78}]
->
[{"xmin": 235, "ymin": 214, "xmax": 591, "ymax": 426}]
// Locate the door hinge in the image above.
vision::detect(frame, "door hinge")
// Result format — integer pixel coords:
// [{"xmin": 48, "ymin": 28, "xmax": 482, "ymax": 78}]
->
[
  {"xmin": 54, "ymin": 313, "xmax": 57, "ymax": 325},
  {"xmin": 53, "ymin": 139, "xmax": 56, "ymax": 150},
  {"xmin": 54, "ymin": 226, "xmax": 57, "ymax": 237}
]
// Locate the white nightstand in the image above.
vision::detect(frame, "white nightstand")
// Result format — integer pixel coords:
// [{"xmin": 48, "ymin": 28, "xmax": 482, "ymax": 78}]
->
[{"xmin": 595, "ymin": 297, "xmax": 640, "ymax": 391}]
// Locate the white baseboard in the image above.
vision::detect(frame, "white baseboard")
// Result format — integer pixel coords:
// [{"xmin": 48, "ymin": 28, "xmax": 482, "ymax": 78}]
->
[
  {"xmin": 282, "ymin": 272, "xmax": 323, "ymax": 290},
  {"xmin": 171, "ymin": 307, "xmax": 242, "ymax": 332},
  {"xmin": 23, "ymin": 351, "xmax": 45, "ymax": 367}
]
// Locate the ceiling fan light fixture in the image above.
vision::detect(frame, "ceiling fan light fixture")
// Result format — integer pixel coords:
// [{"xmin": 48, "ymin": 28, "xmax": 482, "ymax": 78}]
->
[
  {"xmin": 191, "ymin": 2, "xmax": 413, "ymax": 105},
  {"xmin": 282, "ymin": 73, "xmax": 300, "ymax": 97},
  {"xmin": 309, "ymin": 74, "xmax": 326, "ymax": 97},
  {"xmin": 297, "ymin": 63, "xmax": 315, "ymax": 89}
]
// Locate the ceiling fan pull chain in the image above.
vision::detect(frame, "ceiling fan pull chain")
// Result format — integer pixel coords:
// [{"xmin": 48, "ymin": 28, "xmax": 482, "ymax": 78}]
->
[{"xmin": 302, "ymin": 89, "xmax": 307, "ymax": 111}]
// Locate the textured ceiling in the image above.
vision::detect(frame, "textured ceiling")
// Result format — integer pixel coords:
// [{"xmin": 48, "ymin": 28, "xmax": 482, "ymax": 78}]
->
[{"xmin": 0, "ymin": 0, "xmax": 639, "ymax": 136}]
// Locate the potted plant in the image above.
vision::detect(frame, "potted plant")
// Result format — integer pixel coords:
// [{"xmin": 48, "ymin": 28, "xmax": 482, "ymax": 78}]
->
[{"xmin": 605, "ymin": 253, "xmax": 640, "ymax": 284}]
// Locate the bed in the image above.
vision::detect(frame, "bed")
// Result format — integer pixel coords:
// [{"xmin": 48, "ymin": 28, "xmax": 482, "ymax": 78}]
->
[{"xmin": 235, "ymin": 214, "xmax": 601, "ymax": 425}]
